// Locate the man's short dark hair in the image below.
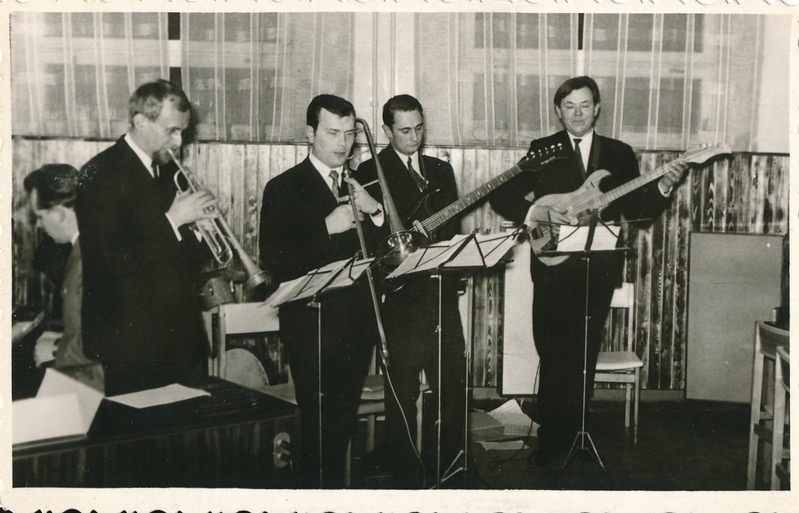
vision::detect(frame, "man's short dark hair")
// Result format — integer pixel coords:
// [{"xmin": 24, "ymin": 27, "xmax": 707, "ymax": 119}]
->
[
  {"xmin": 382, "ymin": 94, "xmax": 424, "ymax": 127},
  {"xmin": 306, "ymin": 94, "xmax": 356, "ymax": 130},
  {"xmin": 128, "ymin": 79, "xmax": 191, "ymax": 124},
  {"xmin": 23, "ymin": 163, "xmax": 80, "ymax": 210},
  {"xmin": 553, "ymin": 76, "xmax": 601, "ymax": 107}
]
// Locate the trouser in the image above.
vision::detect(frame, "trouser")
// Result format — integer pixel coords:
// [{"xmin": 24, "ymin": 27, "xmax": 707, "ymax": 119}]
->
[
  {"xmin": 532, "ymin": 257, "xmax": 616, "ymax": 451},
  {"xmin": 280, "ymin": 287, "xmax": 376, "ymax": 488},
  {"xmin": 382, "ymin": 279, "xmax": 467, "ymax": 488}
]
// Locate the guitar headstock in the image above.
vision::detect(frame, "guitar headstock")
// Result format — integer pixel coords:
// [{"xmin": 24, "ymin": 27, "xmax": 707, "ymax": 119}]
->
[
  {"xmin": 679, "ymin": 143, "xmax": 732, "ymax": 165},
  {"xmin": 520, "ymin": 142, "xmax": 570, "ymax": 171}
]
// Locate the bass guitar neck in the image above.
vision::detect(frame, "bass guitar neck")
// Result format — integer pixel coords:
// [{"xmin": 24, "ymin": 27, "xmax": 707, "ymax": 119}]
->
[{"xmin": 528, "ymin": 143, "xmax": 731, "ymax": 266}]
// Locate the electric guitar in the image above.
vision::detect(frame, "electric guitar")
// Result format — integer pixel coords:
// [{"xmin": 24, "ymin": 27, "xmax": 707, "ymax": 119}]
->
[
  {"xmin": 382, "ymin": 143, "xmax": 569, "ymax": 264},
  {"xmin": 528, "ymin": 143, "xmax": 731, "ymax": 266}
]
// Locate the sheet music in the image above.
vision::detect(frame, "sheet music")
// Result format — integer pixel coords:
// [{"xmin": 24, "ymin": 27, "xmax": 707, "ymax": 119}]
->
[
  {"xmin": 444, "ymin": 232, "xmax": 518, "ymax": 269},
  {"xmin": 556, "ymin": 224, "xmax": 620, "ymax": 252},
  {"xmin": 266, "ymin": 257, "xmax": 374, "ymax": 307},
  {"xmin": 385, "ymin": 235, "xmax": 471, "ymax": 279}
]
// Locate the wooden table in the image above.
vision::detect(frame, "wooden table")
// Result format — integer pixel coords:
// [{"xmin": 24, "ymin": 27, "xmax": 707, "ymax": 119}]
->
[{"xmin": 13, "ymin": 377, "xmax": 296, "ymax": 488}]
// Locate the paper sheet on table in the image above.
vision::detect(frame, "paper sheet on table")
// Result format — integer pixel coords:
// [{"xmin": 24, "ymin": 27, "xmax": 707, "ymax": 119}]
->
[
  {"xmin": 107, "ymin": 383, "xmax": 210, "ymax": 409},
  {"xmin": 556, "ymin": 224, "xmax": 620, "ymax": 253},
  {"xmin": 13, "ymin": 368, "xmax": 104, "ymax": 445}
]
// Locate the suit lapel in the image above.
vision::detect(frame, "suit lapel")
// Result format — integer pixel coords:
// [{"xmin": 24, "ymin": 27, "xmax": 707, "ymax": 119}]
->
[
  {"xmin": 300, "ymin": 157, "xmax": 340, "ymax": 213},
  {"xmin": 380, "ymin": 147, "xmax": 423, "ymax": 219}
]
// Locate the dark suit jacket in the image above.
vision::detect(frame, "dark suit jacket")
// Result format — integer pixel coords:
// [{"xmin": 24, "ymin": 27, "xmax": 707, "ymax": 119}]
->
[
  {"xmin": 259, "ymin": 157, "xmax": 381, "ymax": 283},
  {"xmin": 76, "ymin": 137, "xmax": 207, "ymax": 364},
  {"xmin": 490, "ymin": 130, "xmax": 669, "ymax": 284},
  {"xmin": 356, "ymin": 147, "xmax": 460, "ymax": 244}
]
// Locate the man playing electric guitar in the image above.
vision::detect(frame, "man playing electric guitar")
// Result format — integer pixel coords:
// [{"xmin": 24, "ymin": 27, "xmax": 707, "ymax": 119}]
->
[
  {"xmin": 489, "ymin": 76, "xmax": 688, "ymax": 466},
  {"xmin": 357, "ymin": 94, "xmax": 466, "ymax": 488}
]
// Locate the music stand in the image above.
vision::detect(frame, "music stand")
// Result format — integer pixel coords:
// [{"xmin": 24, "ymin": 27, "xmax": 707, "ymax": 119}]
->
[
  {"xmin": 267, "ymin": 256, "xmax": 373, "ymax": 486},
  {"xmin": 385, "ymin": 230, "xmax": 520, "ymax": 488},
  {"xmin": 538, "ymin": 214, "xmax": 626, "ymax": 488}
]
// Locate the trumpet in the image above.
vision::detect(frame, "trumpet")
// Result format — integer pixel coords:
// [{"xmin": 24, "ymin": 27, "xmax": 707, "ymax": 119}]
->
[{"xmin": 167, "ymin": 149, "xmax": 272, "ymax": 292}]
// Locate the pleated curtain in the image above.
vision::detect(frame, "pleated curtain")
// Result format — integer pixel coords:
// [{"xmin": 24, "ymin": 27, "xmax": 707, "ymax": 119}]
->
[{"xmin": 10, "ymin": 11, "xmax": 786, "ymax": 152}]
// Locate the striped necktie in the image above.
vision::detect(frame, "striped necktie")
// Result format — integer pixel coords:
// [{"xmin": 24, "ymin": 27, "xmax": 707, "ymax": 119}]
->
[{"xmin": 329, "ymin": 169, "xmax": 340, "ymax": 198}]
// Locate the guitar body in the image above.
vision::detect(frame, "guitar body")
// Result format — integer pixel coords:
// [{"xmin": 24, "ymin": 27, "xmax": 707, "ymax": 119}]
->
[
  {"xmin": 526, "ymin": 142, "xmax": 731, "ymax": 267},
  {"xmin": 401, "ymin": 187, "xmax": 444, "ymax": 233},
  {"xmin": 528, "ymin": 169, "xmax": 612, "ymax": 266}
]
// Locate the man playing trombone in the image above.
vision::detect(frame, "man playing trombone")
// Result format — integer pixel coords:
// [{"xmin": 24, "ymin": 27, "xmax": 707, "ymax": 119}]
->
[
  {"xmin": 76, "ymin": 79, "xmax": 217, "ymax": 396},
  {"xmin": 259, "ymin": 94, "xmax": 384, "ymax": 488}
]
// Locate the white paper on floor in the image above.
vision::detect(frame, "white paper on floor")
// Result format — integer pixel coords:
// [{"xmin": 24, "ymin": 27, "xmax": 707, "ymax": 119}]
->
[{"xmin": 470, "ymin": 399, "xmax": 537, "ymax": 449}]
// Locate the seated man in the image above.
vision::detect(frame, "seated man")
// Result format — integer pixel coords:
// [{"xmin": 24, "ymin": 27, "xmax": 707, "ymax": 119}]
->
[{"xmin": 23, "ymin": 163, "xmax": 104, "ymax": 392}]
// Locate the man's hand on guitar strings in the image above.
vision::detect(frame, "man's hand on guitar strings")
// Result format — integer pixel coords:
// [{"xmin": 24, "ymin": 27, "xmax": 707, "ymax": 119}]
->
[{"xmin": 524, "ymin": 202, "xmax": 573, "ymax": 227}]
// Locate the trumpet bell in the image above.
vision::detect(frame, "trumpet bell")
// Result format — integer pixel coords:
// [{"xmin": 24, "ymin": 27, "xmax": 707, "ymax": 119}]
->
[{"xmin": 243, "ymin": 268, "xmax": 274, "ymax": 293}]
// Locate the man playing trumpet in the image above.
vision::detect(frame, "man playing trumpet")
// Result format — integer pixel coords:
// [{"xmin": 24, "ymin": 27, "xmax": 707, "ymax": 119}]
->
[{"xmin": 76, "ymin": 79, "xmax": 217, "ymax": 396}]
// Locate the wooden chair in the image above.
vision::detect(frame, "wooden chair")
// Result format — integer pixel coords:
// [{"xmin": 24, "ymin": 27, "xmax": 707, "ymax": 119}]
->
[
  {"xmin": 203, "ymin": 302, "xmax": 279, "ymax": 383},
  {"xmin": 594, "ymin": 282, "xmax": 643, "ymax": 443},
  {"xmin": 746, "ymin": 321, "xmax": 790, "ymax": 489},
  {"xmin": 204, "ymin": 303, "xmax": 430, "ymax": 487},
  {"xmin": 772, "ymin": 345, "xmax": 790, "ymax": 490}
]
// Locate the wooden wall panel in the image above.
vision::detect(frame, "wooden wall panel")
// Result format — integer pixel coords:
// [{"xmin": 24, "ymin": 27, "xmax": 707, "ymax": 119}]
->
[{"xmin": 11, "ymin": 137, "xmax": 789, "ymax": 391}]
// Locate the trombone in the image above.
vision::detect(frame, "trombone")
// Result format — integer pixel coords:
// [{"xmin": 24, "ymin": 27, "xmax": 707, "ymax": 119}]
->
[{"xmin": 167, "ymin": 149, "xmax": 272, "ymax": 293}]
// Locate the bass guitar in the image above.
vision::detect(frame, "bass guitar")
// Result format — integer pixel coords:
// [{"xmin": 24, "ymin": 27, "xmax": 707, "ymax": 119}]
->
[
  {"xmin": 528, "ymin": 143, "xmax": 731, "ymax": 266},
  {"xmin": 382, "ymin": 143, "xmax": 569, "ymax": 264}
]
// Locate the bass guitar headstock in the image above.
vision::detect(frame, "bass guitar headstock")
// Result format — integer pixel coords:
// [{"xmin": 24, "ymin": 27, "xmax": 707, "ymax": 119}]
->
[{"xmin": 677, "ymin": 143, "xmax": 732, "ymax": 165}]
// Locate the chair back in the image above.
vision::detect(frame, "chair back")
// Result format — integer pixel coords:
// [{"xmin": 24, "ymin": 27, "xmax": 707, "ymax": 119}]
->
[
  {"xmin": 609, "ymin": 282, "xmax": 635, "ymax": 352},
  {"xmin": 776, "ymin": 345, "xmax": 790, "ymax": 392},
  {"xmin": 755, "ymin": 321, "xmax": 789, "ymax": 359}
]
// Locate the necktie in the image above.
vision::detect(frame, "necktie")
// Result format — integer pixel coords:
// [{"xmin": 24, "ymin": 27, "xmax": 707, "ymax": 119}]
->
[
  {"xmin": 329, "ymin": 169, "xmax": 340, "ymax": 199},
  {"xmin": 407, "ymin": 157, "xmax": 427, "ymax": 191},
  {"xmin": 152, "ymin": 162, "xmax": 160, "ymax": 179},
  {"xmin": 573, "ymin": 138, "xmax": 587, "ymax": 180}
]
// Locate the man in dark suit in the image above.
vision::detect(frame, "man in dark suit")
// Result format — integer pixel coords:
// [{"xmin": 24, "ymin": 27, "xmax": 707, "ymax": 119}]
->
[
  {"xmin": 259, "ymin": 94, "xmax": 383, "ymax": 488},
  {"xmin": 357, "ymin": 94, "xmax": 466, "ymax": 488},
  {"xmin": 23, "ymin": 164, "xmax": 104, "ymax": 392},
  {"xmin": 76, "ymin": 79, "xmax": 218, "ymax": 396},
  {"xmin": 490, "ymin": 76, "xmax": 687, "ymax": 465}
]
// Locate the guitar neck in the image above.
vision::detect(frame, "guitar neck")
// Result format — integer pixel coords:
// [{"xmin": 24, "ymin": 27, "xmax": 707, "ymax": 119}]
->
[
  {"xmin": 576, "ymin": 159, "xmax": 678, "ymax": 213},
  {"xmin": 419, "ymin": 162, "xmax": 528, "ymax": 233}
]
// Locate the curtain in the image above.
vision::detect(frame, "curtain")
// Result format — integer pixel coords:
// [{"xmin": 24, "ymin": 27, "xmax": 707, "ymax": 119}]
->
[
  {"xmin": 10, "ymin": 12, "xmax": 786, "ymax": 152},
  {"xmin": 181, "ymin": 12, "xmax": 355, "ymax": 142},
  {"xmin": 584, "ymin": 13, "xmax": 768, "ymax": 151},
  {"xmin": 10, "ymin": 12, "xmax": 169, "ymax": 139}
]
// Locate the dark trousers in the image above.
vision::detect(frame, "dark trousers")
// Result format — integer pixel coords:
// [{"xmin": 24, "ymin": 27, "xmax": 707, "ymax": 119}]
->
[
  {"xmin": 532, "ymin": 256, "xmax": 616, "ymax": 452},
  {"xmin": 103, "ymin": 356, "xmax": 208, "ymax": 396},
  {"xmin": 382, "ymin": 278, "xmax": 466, "ymax": 488},
  {"xmin": 280, "ymin": 287, "xmax": 376, "ymax": 488}
]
